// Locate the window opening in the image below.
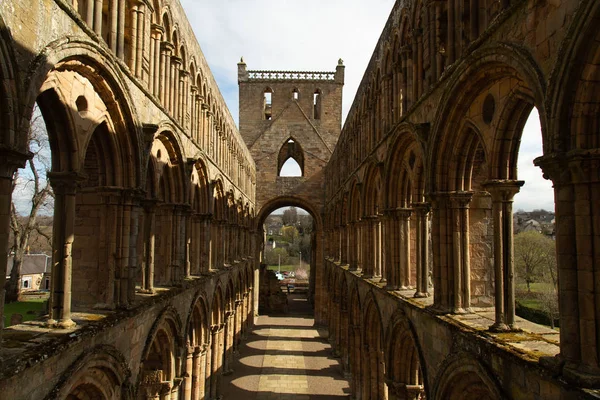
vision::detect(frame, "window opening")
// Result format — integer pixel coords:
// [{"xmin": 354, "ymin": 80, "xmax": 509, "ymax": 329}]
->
[
  {"xmin": 264, "ymin": 89, "xmax": 273, "ymax": 120},
  {"xmin": 280, "ymin": 158, "xmax": 302, "ymax": 177},
  {"xmin": 313, "ymin": 90, "xmax": 321, "ymax": 119},
  {"xmin": 293, "ymin": 88, "xmax": 300, "ymax": 100}
]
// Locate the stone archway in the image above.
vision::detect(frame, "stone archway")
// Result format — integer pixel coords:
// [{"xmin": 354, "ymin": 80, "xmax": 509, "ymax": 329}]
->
[{"xmin": 254, "ymin": 195, "xmax": 325, "ymax": 321}]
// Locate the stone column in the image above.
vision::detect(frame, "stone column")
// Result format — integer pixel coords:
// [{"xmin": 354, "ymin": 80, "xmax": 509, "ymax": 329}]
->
[
  {"xmin": 413, "ymin": 202, "xmax": 431, "ymax": 298},
  {"xmin": 141, "ymin": 200, "xmax": 157, "ymax": 292},
  {"xmin": 383, "ymin": 209, "xmax": 400, "ymax": 290},
  {"xmin": 223, "ymin": 311, "xmax": 234, "ymax": 375},
  {"xmin": 484, "ymin": 180, "xmax": 523, "ymax": 331},
  {"xmin": 209, "ymin": 325, "xmax": 220, "ymax": 399},
  {"xmin": 135, "ymin": 0, "xmax": 146, "ymax": 78},
  {"xmin": 150, "ymin": 25, "xmax": 164, "ymax": 97},
  {"xmin": 348, "ymin": 221, "xmax": 358, "ymax": 271},
  {"xmin": 397, "ymin": 209, "xmax": 413, "ymax": 289},
  {"xmin": 447, "ymin": 0, "xmax": 455, "ymax": 63},
  {"xmin": 47, "ymin": 172, "xmax": 84, "ymax": 328},
  {"xmin": 93, "ymin": 0, "xmax": 102, "ymax": 35},
  {"xmin": 160, "ymin": 42, "xmax": 173, "ymax": 106},
  {"xmin": 449, "ymin": 192, "xmax": 473, "ymax": 313},
  {"xmin": 117, "ymin": 0, "xmax": 125, "ymax": 59},
  {"xmin": 85, "ymin": 0, "xmax": 94, "ymax": 27},
  {"xmin": 361, "ymin": 217, "xmax": 376, "ymax": 277},
  {"xmin": 184, "ymin": 345, "xmax": 194, "ymax": 400},
  {"xmin": 0, "ymin": 149, "xmax": 29, "ymax": 337},
  {"xmin": 128, "ymin": 2, "xmax": 139, "ymax": 70},
  {"xmin": 171, "ymin": 56, "xmax": 182, "ymax": 119},
  {"xmin": 109, "ymin": 0, "xmax": 118, "ymax": 53}
]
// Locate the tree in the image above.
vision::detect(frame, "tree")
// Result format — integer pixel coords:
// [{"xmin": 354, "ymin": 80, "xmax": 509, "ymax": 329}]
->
[
  {"xmin": 514, "ymin": 231, "xmax": 555, "ymax": 292},
  {"xmin": 6, "ymin": 105, "xmax": 53, "ymax": 303},
  {"xmin": 281, "ymin": 225, "xmax": 299, "ymax": 244},
  {"xmin": 264, "ymin": 247, "xmax": 289, "ymax": 266},
  {"xmin": 282, "ymin": 206, "xmax": 298, "ymax": 226}
]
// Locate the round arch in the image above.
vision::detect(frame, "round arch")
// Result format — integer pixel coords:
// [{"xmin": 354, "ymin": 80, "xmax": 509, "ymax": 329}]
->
[
  {"xmin": 23, "ymin": 37, "xmax": 142, "ymax": 183},
  {"xmin": 433, "ymin": 353, "xmax": 503, "ymax": 400},
  {"xmin": 47, "ymin": 345, "xmax": 132, "ymax": 400},
  {"xmin": 255, "ymin": 195, "xmax": 322, "ymax": 232}
]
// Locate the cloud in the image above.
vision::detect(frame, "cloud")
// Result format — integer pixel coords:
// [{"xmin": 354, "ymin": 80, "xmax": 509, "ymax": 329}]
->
[{"xmin": 180, "ymin": 0, "xmax": 395, "ymax": 125}]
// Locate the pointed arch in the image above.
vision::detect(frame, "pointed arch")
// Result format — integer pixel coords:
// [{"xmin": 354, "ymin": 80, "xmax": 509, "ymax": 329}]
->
[{"xmin": 277, "ymin": 137, "xmax": 304, "ymax": 177}]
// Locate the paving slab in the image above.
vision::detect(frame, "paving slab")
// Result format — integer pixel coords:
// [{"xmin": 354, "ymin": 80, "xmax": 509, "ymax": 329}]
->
[{"xmin": 221, "ymin": 294, "xmax": 350, "ymax": 399}]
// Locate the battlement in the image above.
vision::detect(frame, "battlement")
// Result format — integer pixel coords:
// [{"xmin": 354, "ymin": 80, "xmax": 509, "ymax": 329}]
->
[
  {"xmin": 247, "ymin": 70, "xmax": 336, "ymax": 81},
  {"xmin": 238, "ymin": 58, "xmax": 345, "ymax": 85}
]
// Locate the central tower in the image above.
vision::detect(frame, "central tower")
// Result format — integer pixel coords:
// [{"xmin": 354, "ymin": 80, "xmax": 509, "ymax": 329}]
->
[{"xmin": 238, "ymin": 59, "xmax": 345, "ymax": 217}]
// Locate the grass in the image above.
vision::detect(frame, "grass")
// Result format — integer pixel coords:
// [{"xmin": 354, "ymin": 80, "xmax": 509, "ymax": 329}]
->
[
  {"xmin": 4, "ymin": 298, "xmax": 47, "ymax": 327},
  {"xmin": 516, "ymin": 282, "xmax": 555, "ymax": 293}
]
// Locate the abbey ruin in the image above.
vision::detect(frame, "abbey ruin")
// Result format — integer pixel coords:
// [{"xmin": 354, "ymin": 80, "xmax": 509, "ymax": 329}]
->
[{"xmin": 0, "ymin": 0, "xmax": 599, "ymax": 398}]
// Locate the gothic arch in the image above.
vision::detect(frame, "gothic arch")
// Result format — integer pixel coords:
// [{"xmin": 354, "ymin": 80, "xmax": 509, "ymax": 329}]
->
[
  {"xmin": 48, "ymin": 345, "xmax": 132, "ymax": 400},
  {"xmin": 433, "ymin": 354, "xmax": 503, "ymax": 400},
  {"xmin": 23, "ymin": 37, "xmax": 142, "ymax": 180},
  {"xmin": 0, "ymin": 14, "xmax": 19, "ymax": 149},
  {"xmin": 384, "ymin": 124, "xmax": 426, "ymax": 208},
  {"xmin": 185, "ymin": 290, "xmax": 209, "ymax": 347},
  {"xmin": 362, "ymin": 292, "xmax": 387, "ymax": 399},
  {"xmin": 548, "ymin": 0, "xmax": 600, "ymax": 152},
  {"xmin": 277, "ymin": 137, "xmax": 304, "ymax": 177},
  {"xmin": 385, "ymin": 310, "xmax": 428, "ymax": 400},
  {"xmin": 137, "ymin": 306, "xmax": 184, "ymax": 398},
  {"xmin": 428, "ymin": 43, "xmax": 547, "ymax": 191}
]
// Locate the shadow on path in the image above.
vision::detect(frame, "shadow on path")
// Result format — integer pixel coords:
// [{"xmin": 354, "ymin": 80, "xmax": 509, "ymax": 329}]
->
[{"xmin": 221, "ymin": 293, "xmax": 350, "ymax": 399}]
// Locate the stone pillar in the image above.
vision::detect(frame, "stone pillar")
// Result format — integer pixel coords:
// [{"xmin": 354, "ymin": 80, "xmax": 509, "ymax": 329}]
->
[
  {"xmin": 484, "ymin": 180, "xmax": 523, "ymax": 331},
  {"xmin": 223, "ymin": 311, "xmax": 234, "ymax": 375},
  {"xmin": 361, "ymin": 216, "xmax": 376, "ymax": 278},
  {"xmin": 150, "ymin": 25, "xmax": 164, "ymax": 97},
  {"xmin": 184, "ymin": 345, "xmax": 194, "ymax": 400},
  {"xmin": 109, "ymin": 0, "xmax": 118, "ymax": 53},
  {"xmin": 85, "ymin": 0, "xmax": 94, "ymax": 27},
  {"xmin": 348, "ymin": 221, "xmax": 358, "ymax": 271},
  {"xmin": 0, "ymin": 149, "xmax": 29, "ymax": 337},
  {"xmin": 93, "ymin": 0, "xmax": 102, "ymax": 35},
  {"xmin": 447, "ymin": 0, "xmax": 455, "ymax": 63},
  {"xmin": 135, "ymin": 0, "xmax": 146, "ymax": 78},
  {"xmin": 398, "ymin": 208, "xmax": 413, "ymax": 289},
  {"xmin": 160, "ymin": 42, "xmax": 173, "ymax": 106},
  {"xmin": 383, "ymin": 209, "xmax": 400, "ymax": 290},
  {"xmin": 128, "ymin": 2, "xmax": 139, "ymax": 70},
  {"xmin": 449, "ymin": 192, "xmax": 473, "ymax": 313},
  {"xmin": 171, "ymin": 56, "xmax": 182, "ymax": 119},
  {"xmin": 209, "ymin": 324, "xmax": 221, "ymax": 400},
  {"xmin": 47, "ymin": 172, "xmax": 84, "ymax": 328},
  {"xmin": 117, "ymin": 0, "xmax": 125, "ymax": 59},
  {"xmin": 413, "ymin": 202, "xmax": 431, "ymax": 298},
  {"xmin": 141, "ymin": 200, "xmax": 157, "ymax": 292}
]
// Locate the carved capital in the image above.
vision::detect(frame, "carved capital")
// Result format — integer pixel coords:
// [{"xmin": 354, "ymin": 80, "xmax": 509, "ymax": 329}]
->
[
  {"xmin": 47, "ymin": 171, "xmax": 86, "ymax": 195},
  {"xmin": 0, "ymin": 147, "xmax": 31, "ymax": 179},
  {"xmin": 483, "ymin": 180, "xmax": 524, "ymax": 203}
]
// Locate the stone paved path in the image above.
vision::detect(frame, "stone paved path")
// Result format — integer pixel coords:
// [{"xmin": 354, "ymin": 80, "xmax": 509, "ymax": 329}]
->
[{"xmin": 221, "ymin": 294, "xmax": 350, "ymax": 399}]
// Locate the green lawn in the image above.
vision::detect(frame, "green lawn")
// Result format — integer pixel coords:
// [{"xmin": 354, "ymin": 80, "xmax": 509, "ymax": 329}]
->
[{"xmin": 3, "ymin": 299, "xmax": 47, "ymax": 327}]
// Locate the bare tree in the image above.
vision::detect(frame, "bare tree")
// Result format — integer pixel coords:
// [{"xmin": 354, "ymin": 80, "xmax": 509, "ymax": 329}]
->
[{"xmin": 6, "ymin": 105, "xmax": 53, "ymax": 303}]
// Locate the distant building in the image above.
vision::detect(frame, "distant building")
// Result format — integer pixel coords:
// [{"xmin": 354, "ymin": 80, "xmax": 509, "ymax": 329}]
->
[{"xmin": 6, "ymin": 254, "xmax": 51, "ymax": 291}]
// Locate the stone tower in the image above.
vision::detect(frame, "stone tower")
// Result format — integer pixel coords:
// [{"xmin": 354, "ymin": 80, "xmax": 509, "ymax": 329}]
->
[{"xmin": 238, "ymin": 59, "xmax": 345, "ymax": 217}]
